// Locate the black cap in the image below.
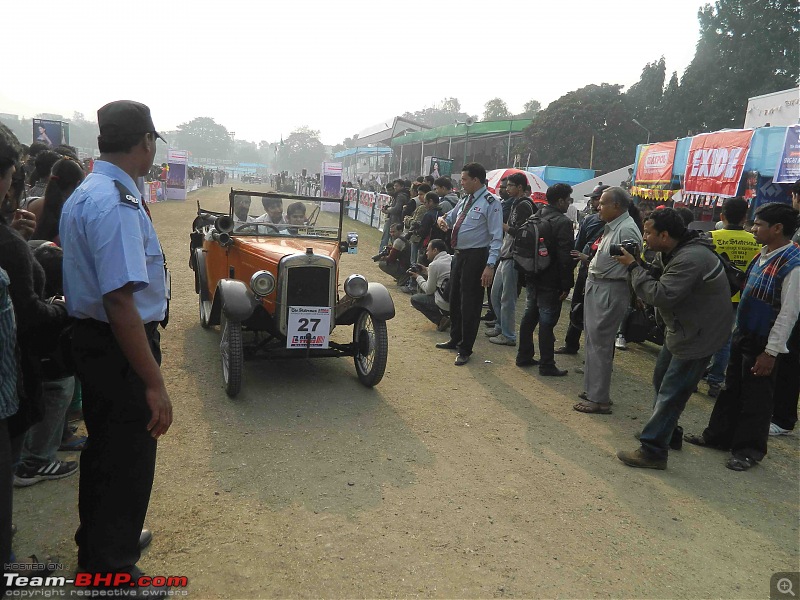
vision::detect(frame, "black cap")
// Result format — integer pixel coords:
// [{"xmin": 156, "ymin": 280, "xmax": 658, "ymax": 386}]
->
[
  {"xmin": 584, "ymin": 184, "xmax": 610, "ymax": 198},
  {"xmin": 97, "ymin": 100, "xmax": 164, "ymax": 141}
]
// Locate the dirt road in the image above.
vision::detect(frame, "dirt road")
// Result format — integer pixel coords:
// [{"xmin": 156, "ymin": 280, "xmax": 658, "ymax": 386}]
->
[{"xmin": 13, "ymin": 184, "xmax": 799, "ymax": 598}]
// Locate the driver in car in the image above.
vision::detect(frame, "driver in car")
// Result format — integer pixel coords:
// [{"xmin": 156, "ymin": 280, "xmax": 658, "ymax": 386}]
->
[{"xmin": 252, "ymin": 197, "xmax": 285, "ymax": 224}]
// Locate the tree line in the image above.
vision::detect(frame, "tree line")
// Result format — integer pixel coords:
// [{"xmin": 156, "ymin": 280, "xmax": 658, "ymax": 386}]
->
[{"xmin": 1, "ymin": 0, "xmax": 793, "ymax": 176}]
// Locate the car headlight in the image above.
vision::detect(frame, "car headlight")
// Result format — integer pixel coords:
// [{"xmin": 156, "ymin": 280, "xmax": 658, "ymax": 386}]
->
[
  {"xmin": 344, "ymin": 274, "xmax": 368, "ymax": 298},
  {"xmin": 250, "ymin": 270, "xmax": 275, "ymax": 297}
]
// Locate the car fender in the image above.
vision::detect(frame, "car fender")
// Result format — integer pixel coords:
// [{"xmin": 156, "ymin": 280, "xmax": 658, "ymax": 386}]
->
[
  {"xmin": 210, "ymin": 279, "xmax": 259, "ymax": 325},
  {"xmin": 335, "ymin": 282, "xmax": 395, "ymax": 325}
]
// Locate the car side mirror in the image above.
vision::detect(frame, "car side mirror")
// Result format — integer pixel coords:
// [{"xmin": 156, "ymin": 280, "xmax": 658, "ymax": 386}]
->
[{"xmin": 339, "ymin": 241, "xmax": 349, "ymax": 253}]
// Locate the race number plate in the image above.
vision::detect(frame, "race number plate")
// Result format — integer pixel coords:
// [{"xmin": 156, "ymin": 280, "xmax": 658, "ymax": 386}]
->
[{"xmin": 287, "ymin": 306, "xmax": 331, "ymax": 349}]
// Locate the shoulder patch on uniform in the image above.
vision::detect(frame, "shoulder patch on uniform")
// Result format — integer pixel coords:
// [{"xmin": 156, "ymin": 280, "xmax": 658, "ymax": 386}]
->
[
  {"xmin": 484, "ymin": 191, "xmax": 495, "ymax": 203},
  {"xmin": 114, "ymin": 180, "xmax": 140, "ymax": 209}
]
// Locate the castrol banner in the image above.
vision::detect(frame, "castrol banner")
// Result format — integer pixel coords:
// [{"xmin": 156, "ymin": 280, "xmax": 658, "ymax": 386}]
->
[
  {"xmin": 683, "ymin": 130, "xmax": 754, "ymax": 198},
  {"xmin": 634, "ymin": 141, "xmax": 676, "ymax": 187}
]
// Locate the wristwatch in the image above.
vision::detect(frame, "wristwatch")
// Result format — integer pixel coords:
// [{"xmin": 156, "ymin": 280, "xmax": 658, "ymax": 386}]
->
[
  {"xmin": 764, "ymin": 349, "xmax": 777, "ymax": 358},
  {"xmin": 486, "ymin": 263, "xmax": 495, "ymax": 269}
]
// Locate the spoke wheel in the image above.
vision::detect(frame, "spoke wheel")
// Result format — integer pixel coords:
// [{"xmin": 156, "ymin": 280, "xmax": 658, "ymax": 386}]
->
[
  {"xmin": 220, "ymin": 311, "xmax": 243, "ymax": 397},
  {"xmin": 353, "ymin": 311, "xmax": 388, "ymax": 387}
]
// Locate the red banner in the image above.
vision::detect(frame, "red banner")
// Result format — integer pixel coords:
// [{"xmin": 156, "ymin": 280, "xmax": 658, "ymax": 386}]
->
[
  {"xmin": 635, "ymin": 141, "xmax": 676, "ymax": 187},
  {"xmin": 683, "ymin": 130, "xmax": 754, "ymax": 198}
]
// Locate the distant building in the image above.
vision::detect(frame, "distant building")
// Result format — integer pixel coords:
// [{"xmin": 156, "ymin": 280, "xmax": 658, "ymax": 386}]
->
[{"xmin": 744, "ymin": 88, "xmax": 799, "ymax": 128}]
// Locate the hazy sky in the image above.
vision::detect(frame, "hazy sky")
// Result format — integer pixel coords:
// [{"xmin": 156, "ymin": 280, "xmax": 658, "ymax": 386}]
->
[{"xmin": 3, "ymin": 0, "xmax": 706, "ymax": 146}]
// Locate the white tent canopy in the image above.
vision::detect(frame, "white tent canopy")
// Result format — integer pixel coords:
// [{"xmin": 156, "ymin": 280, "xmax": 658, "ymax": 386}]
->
[{"xmin": 572, "ymin": 165, "xmax": 634, "ymax": 211}]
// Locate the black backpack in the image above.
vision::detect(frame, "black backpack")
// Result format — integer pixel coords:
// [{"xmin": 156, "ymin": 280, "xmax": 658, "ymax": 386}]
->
[
  {"xmin": 512, "ymin": 212, "xmax": 555, "ymax": 274},
  {"xmin": 713, "ymin": 250, "xmax": 747, "ymax": 297}
]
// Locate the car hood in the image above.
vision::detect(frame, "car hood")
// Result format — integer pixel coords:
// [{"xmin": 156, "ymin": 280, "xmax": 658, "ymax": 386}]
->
[{"xmin": 233, "ymin": 236, "xmax": 339, "ymax": 260}]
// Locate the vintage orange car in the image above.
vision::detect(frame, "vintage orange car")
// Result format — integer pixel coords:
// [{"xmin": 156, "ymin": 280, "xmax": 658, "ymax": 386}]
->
[{"xmin": 189, "ymin": 190, "xmax": 395, "ymax": 397}]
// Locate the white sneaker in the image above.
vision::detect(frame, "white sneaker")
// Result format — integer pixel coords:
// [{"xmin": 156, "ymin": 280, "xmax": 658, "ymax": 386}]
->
[
  {"xmin": 615, "ymin": 335, "xmax": 627, "ymax": 350},
  {"xmin": 769, "ymin": 422, "xmax": 792, "ymax": 436},
  {"xmin": 484, "ymin": 327, "xmax": 501, "ymax": 337},
  {"xmin": 489, "ymin": 334, "xmax": 516, "ymax": 346}
]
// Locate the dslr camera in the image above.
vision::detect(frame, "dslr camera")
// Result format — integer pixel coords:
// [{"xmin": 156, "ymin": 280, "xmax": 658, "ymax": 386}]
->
[
  {"xmin": 371, "ymin": 248, "xmax": 389, "ymax": 262},
  {"xmin": 609, "ymin": 239, "xmax": 640, "ymax": 257},
  {"xmin": 408, "ymin": 263, "xmax": 423, "ymax": 274}
]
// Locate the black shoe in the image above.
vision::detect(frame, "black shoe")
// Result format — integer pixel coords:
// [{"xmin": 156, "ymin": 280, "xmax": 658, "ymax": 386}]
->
[
  {"xmin": 481, "ymin": 311, "xmax": 497, "ymax": 322},
  {"xmin": 515, "ymin": 357, "xmax": 539, "ymax": 367},
  {"xmin": 554, "ymin": 346, "xmax": 579, "ymax": 355},
  {"xmin": 436, "ymin": 341, "xmax": 458, "ymax": 350},
  {"xmin": 539, "ymin": 365, "xmax": 568, "ymax": 377},
  {"xmin": 139, "ymin": 529, "xmax": 153, "ymax": 551},
  {"xmin": 455, "ymin": 354, "xmax": 470, "ymax": 366}
]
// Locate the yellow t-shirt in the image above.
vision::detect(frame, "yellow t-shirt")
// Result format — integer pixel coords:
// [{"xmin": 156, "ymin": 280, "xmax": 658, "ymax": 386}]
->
[{"xmin": 710, "ymin": 228, "xmax": 761, "ymax": 302}]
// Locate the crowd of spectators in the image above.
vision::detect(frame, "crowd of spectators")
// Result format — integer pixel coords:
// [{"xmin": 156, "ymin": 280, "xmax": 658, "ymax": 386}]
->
[{"xmin": 371, "ymin": 163, "xmax": 800, "ymax": 472}]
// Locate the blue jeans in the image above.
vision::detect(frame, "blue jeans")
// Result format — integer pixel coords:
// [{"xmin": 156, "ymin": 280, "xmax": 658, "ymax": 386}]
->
[
  {"xmin": 517, "ymin": 284, "xmax": 562, "ymax": 366},
  {"xmin": 19, "ymin": 376, "xmax": 74, "ymax": 468},
  {"xmin": 639, "ymin": 347, "xmax": 710, "ymax": 459},
  {"xmin": 490, "ymin": 260, "xmax": 519, "ymax": 341},
  {"xmin": 379, "ymin": 221, "xmax": 392, "ymax": 252},
  {"xmin": 410, "ymin": 241, "xmax": 420, "ymax": 265}
]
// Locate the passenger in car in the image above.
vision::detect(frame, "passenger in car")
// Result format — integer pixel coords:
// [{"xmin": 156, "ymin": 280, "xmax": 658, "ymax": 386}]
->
[{"xmin": 286, "ymin": 202, "xmax": 307, "ymax": 226}]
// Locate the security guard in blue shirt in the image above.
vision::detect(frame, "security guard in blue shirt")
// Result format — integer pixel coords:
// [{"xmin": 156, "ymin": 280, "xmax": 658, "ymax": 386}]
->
[
  {"xmin": 436, "ymin": 162, "xmax": 504, "ymax": 365},
  {"xmin": 60, "ymin": 100, "xmax": 173, "ymax": 578}
]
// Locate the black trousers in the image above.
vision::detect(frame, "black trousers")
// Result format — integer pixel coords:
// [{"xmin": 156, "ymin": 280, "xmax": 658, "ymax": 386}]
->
[
  {"xmin": 704, "ymin": 333, "xmax": 776, "ymax": 461},
  {"xmin": 448, "ymin": 247, "xmax": 489, "ymax": 356},
  {"xmin": 772, "ymin": 322, "xmax": 799, "ymax": 431},
  {"xmin": 563, "ymin": 263, "xmax": 588, "ymax": 351},
  {"xmin": 72, "ymin": 319, "xmax": 160, "ymax": 573}
]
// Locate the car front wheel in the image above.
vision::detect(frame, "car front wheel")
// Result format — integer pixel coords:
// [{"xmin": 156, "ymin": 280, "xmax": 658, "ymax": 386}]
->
[
  {"xmin": 220, "ymin": 311, "xmax": 243, "ymax": 397},
  {"xmin": 353, "ymin": 311, "xmax": 388, "ymax": 387},
  {"xmin": 198, "ymin": 286, "xmax": 211, "ymax": 329}
]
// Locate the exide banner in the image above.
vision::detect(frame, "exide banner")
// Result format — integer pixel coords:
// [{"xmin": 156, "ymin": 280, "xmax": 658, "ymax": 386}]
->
[
  {"xmin": 635, "ymin": 140, "xmax": 677, "ymax": 187},
  {"xmin": 683, "ymin": 129, "xmax": 754, "ymax": 198}
]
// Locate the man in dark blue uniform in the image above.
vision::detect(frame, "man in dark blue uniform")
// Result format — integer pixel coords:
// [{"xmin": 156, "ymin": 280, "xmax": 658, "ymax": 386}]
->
[
  {"xmin": 436, "ymin": 163, "xmax": 504, "ymax": 365},
  {"xmin": 60, "ymin": 101, "xmax": 173, "ymax": 580}
]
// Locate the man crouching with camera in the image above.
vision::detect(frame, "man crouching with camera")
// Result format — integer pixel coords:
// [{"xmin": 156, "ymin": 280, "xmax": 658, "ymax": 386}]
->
[
  {"xmin": 614, "ymin": 207, "xmax": 733, "ymax": 470},
  {"xmin": 409, "ymin": 239, "xmax": 452, "ymax": 331}
]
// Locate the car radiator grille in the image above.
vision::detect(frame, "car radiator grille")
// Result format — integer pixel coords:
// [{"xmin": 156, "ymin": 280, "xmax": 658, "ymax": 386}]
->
[{"xmin": 286, "ymin": 266, "xmax": 331, "ymax": 307}]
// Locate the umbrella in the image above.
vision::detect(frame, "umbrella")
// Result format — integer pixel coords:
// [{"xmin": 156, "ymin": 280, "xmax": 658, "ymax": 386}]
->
[{"xmin": 486, "ymin": 168, "xmax": 548, "ymax": 202}]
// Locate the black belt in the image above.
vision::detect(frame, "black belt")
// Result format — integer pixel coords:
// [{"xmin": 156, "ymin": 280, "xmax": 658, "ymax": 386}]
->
[
  {"xmin": 77, "ymin": 318, "xmax": 159, "ymax": 337},
  {"xmin": 453, "ymin": 247, "xmax": 488, "ymax": 255}
]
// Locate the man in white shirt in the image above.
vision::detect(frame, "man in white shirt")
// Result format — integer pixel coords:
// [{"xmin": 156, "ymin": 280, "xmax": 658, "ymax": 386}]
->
[
  {"xmin": 574, "ymin": 187, "xmax": 643, "ymax": 415},
  {"xmin": 409, "ymin": 239, "xmax": 452, "ymax": 331}
]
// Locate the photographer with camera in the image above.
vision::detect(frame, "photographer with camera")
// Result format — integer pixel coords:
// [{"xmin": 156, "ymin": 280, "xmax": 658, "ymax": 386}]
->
[
  {"xmin": 376, "ymin": 223, "xmax": 411, "ymax": 286},
  {"xmin": 612, "ymin": 208, "xmax": 733, "ymax": 470},
  {"xmin": 574, "ymin": 187, "xmax": 643, "ymax": 415},
  {"xmin": 409, "ymin": 239, "xmax": 452, "ymax": 331}
]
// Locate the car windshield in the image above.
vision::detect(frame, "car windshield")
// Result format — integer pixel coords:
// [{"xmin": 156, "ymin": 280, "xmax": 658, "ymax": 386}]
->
[{"xmin": 230, "ymin": 194, "xmax": 341, "ymax": 240}]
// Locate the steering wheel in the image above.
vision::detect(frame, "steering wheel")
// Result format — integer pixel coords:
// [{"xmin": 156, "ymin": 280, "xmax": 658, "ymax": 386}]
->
[{"xmin": 234, "ymin": 222, "xmax": 280, "ymax": 234}]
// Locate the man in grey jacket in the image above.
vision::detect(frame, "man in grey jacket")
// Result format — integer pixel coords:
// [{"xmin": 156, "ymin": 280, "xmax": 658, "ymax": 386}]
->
[
  {"xmin": 613, "ymin": 208, "xmax": 733, "ymax": 470},
  {"xmin": 410, "ymin": 239, "xmax": 452, "ymax": 330}
]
